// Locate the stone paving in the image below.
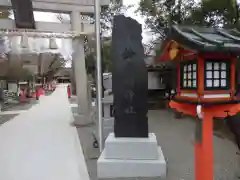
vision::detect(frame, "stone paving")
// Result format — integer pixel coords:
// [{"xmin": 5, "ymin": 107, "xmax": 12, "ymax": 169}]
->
[
  {"xmin": 73, "ymin": 107, "xmax": 239, "ymax": 180},
  {"xmin": 0, "ymin": 86, "xmax": 90, "ymax": 180}
]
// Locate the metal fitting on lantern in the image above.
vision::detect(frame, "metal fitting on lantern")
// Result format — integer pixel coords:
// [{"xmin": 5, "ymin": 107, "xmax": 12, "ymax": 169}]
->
[{"xmin": 196, "ymin": 105, "xmax": 203, "ymax": 119}]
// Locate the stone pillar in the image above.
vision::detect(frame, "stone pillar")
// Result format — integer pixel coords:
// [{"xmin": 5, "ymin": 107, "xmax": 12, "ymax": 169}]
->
[{"xmin": 71, "ymin": 11, "xmax": 92, "ymax": 125}]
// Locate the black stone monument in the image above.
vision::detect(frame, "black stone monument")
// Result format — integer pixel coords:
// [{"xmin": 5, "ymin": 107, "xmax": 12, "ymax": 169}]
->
[
  {"xmin": 11, "ymin": 0, "xmax": 36, "ymax": 29},
  {"xmin": 112, "ymin": 15, "xmax": 148, "ymax": 138}
]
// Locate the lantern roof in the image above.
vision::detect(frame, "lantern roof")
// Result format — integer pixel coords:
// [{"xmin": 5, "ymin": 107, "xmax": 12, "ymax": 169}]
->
[{"xmin": 159, "ymin": 25, "xmax": 240, "ymax": 61}]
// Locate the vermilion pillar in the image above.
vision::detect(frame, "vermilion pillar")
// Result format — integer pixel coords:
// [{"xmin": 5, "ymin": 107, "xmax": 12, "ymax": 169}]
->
[{"xmin": 195, "ymin": 109, "xmax": 214, "ymax": 180}]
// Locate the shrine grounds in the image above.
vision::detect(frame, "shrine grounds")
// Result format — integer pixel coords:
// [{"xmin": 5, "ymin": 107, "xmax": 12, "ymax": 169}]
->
[
  {"xmin": 72, "ymin": 105, "xmax": 239, "ymax": 180},
  {"xmin": 0, "ymin": 94, "xmax": 238, "ymax": 180}
]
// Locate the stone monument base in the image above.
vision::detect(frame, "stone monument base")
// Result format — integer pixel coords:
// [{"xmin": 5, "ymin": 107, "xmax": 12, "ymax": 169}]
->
[{"xmin": 97, "ymin": 133, "xmax": 167, "ymax": 179}]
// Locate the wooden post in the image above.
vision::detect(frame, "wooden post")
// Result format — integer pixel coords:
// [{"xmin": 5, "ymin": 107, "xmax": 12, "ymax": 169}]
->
[
  {"xmin": 195, "ymin": 119, "xmax": 202, "ymax": 180},
  {"xmin": 195, "ymin": 110, "xmax": 214, "ymax": 180},
  {"xmin": 202, "ymin": 110, "xmax": 214, "ymax": 180},
  {"xmin": 197, "ymin": 57, "xmax": 204, "ymax": 99},
  {"xmin": 195, "ymin": 141, "xmax": 202, "ymax": 180}
]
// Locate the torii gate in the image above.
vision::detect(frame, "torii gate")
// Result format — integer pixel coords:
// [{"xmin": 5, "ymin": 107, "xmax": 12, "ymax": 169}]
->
[{"xmin": 0, "ymin": 0, "xmax": 114, "ymax": 125}]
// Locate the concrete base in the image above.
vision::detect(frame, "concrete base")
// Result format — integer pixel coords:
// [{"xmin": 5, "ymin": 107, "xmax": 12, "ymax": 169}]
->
[
  {"xmin": 97, "ymin": 133, "xmax": 167, "ymax": 179},
  {"xmin": 72, "ymin": 112, "xmax": 94, "ymax": 127},
  {"xmin": 105, "ymin": 133, "xmax": 159, "ymax": 160}
]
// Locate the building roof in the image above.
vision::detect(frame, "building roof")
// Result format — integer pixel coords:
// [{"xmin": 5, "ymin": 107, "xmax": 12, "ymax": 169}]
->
[{"xmin": 163, "ymin": 25, "xmax": 240, "ymax": 54}]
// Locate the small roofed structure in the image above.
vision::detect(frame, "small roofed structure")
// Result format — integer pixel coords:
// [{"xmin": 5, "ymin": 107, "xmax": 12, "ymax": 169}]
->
[
  {"xmin": 159, "ymin": 25, "xmax": 240, "ymax": 104},
  {"xmin": 158, "ymin": 25, "xmax": 240, "ymax": 180}
]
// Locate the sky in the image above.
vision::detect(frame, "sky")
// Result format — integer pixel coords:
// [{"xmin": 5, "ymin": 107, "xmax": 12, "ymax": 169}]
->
[{"xmin": 123, "ymin": 0, "xmax": 149, "ymax": 42}]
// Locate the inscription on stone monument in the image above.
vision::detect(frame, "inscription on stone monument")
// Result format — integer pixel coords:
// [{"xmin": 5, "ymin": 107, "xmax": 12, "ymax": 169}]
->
[{"xmin": 112, "ymin": 15, "xmax": 148, "ymax": 138}]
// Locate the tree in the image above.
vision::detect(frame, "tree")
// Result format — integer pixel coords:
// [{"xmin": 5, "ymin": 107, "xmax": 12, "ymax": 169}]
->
[
  {"xmin": 85, "ymin": 39, "xmax": 112, "ymax": 76},
  {"xmin": 138, "ymin": 0, "xmax": 240, "ymax": 59},
  {"xmin": 139, "ymin": 0, "xmax": 197, "ymax": 38},
  {"xmin": 139, "ymin": 0, "xmax": 240, "ymax": 36},
  {"xmin": 84, "ymin": 4, "xmax": 130, "ymax": 75},
  {"xmin": 201, "ymin": 0, "xmax": 239, "ymax": 28}
]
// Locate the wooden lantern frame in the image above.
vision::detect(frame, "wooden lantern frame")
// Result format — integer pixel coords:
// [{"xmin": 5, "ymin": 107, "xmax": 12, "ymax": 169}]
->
[
  {"xmin": 159, "ymin": 26, "xmax": 240, "ymax": 180},
  {"xmin": 166, "ymin": 40, "xmax": 237, "ymax": 105}
]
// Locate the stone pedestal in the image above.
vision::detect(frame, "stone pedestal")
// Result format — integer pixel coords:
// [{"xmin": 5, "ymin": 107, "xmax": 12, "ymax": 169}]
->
[{"xmin": 97, "ymin": 133, "xmax": 166, "ymax": 179}]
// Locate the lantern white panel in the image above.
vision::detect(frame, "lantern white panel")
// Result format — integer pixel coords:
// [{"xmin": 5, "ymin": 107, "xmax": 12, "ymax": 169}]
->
[
  {"xmin": 206, "ymin": 63, "xmax": 212, "ymax": 70},
  {"xmin": 214, "ymin": 79, "xmax": 219, "ymax": 87},
  {"xmin": 221, "ymin": 71, "xmax": 226, "ymax": 78},
  {"xmin": 193, "ymin": 72, "xmax": 196, "ymax": 79},
  {"xmin": 193, "ymin": 80, "xmax": 196, "ymax": 87},
  {"xmin": 207, "ymin": 80, "xmax": 212, "ymax": 87},
  {"xmin": 214, "ymin": 63, "xmax": 219, "ymax": 70},
  {"xmin": 206, "ymin": 71, "xmax": 212, "ymax": 79},
  {"xmin": 221, "ymin": 79, "xmax": 226, "ymax": 87},
  {"xmin": 221, "ymin": 63, "xmax": 226, "ymax": 70},
  {"xmin": 214, "ymin": 71, "xmax": 219, "ymax": 79},
  {"xmin": 183, "ymin": 80, "xmax": 187, "ymax": 87},
  {"xmin": 192, "ymin": 64, "xmax": 196, "ymax": 71},
  {"xmin": 184, "ymin": 73, "xmax": 187, "ymax": 79},
  {"xmin": 184, "ymin": 66, "xmax": 187, "ymax": 72}
]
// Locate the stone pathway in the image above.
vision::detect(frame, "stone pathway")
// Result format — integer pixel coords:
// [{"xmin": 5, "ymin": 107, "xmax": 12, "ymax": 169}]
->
[{"xmin": 0, "ymin": 86, "xmax": 90, "ymax": 180}]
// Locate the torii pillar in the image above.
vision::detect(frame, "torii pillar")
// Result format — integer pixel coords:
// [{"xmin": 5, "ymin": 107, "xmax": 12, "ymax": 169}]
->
[{"xmin": 71, "ymin": 11, "xmax": 92, "ymax": 126}]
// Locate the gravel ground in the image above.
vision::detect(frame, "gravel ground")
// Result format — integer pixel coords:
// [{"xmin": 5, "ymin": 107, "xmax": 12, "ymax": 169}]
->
[
  {"xmin": 74, "ymin": 108, "xmax": 240, "ymax": 180},
  {"xmin": 0, "ymin": 114, "xmax": 18, "ymax": 125},
  {"xmin": 0, "ymin": 98, "xmax": 38, "ymax": 125}
]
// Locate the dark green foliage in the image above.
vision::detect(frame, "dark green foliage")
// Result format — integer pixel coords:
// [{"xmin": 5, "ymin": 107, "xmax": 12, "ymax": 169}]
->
[{"xmin": 138, "ymin": 0, "xmax": 240, "ymax": 56}]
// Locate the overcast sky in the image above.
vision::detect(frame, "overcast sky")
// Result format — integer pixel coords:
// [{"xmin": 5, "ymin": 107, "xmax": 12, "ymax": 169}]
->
[
  {"xmin": 123, "ymin": 0, "xmax": 143, "ymax": 23},
  {"xmin": 123, "ymin": 0, "xmax": 150, "ymax": 42}
]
